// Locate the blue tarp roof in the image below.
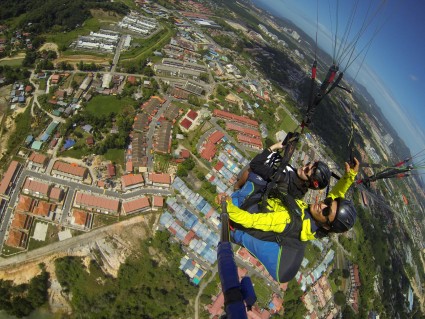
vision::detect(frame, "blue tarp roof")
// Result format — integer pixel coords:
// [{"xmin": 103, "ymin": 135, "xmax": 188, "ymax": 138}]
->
[
  {"xmin": 63, "ymin": 139, "xmax": 76, "ymax": 150},
  {"xmin": 40, "ymin": 133, "xmax": 50, "ymax": 142}
]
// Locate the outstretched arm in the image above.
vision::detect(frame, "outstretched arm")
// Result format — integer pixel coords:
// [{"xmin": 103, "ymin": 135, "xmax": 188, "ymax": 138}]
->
[{"xmin": 328, "ymin": 157, "xmax": 359, "ymax": 199}]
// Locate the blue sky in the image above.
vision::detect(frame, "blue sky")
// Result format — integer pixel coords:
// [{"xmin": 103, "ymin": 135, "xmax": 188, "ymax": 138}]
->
[{"xmin": 252, "ymin": 0, "xmax": 425, "ymax": 162}]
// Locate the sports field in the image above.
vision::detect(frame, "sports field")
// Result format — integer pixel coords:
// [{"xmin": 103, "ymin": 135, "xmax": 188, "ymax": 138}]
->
[{"xmin": 85, "ymin": 95, "xmax": 135, "ymax": 116}]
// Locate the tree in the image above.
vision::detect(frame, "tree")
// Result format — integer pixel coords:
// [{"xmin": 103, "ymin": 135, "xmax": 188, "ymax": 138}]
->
[
  {"xmin": 200, "ymin": 72, "xmax": 209, "ymax": 83},
  {"xmin": 143, "ymin": 66, "xmax": 154, "ymax": 77},
  {"xmin": 71, "ymin": 80, "xmax": 79, "ymax": 90},
  {"xmin": 176, "ymin": 166, "xmax": 188, "ymax": 177},
  {"xmin": 334, "ymin": 291, "xmax": 346, "ymax": 306},
  {"xmin": 22, "ymin": 50, "xmax": 37, "ymax": 67},
  {"xmin": 27, "ymin": 269, "xmax": 49, "ymax": 308}
]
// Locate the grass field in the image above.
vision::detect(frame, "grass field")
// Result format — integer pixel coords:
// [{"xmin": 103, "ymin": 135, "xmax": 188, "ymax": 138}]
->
[
  {"xmin": 120, "ymin": 26, "xmax": 175, "ymax": 65},
  {"xmin": 103, "ymin": 148, "xmax": 125, "ymax": 168},
  {"xmin": 250, "ymin": 275, "xmax": 273, "ymax": 308},
  {"xmin": 27, "ymin": 222, "xmax": 59, "ymax": 251},
  {"xmin": 46, "ymin": 18, "xmax": 101, "ymax": 49},
  {"xmin": 154, "ymin": 153, "xmax": 172, "ymax": 173},
  {"xmin": 38, "ymin": 79, "xmax": 47, "ymax": 91},
  {"xmin": 0, "ymin": 58, "xmax": 24, "ymax": 67},
  {"xmin": 85, "ymin": 95, "xmax": 134, "ymax": 116},
  {"xmin": 61, "ymin": 147, "xmax": 87, "ymax": 159},
  {"xmin": 278, "ymin": 107, "xmax": 299, "ymax": 131}
]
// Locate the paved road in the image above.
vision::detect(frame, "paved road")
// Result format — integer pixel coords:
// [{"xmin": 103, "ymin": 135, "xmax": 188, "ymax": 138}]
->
[
  {"xmin": 0, "ymin": 215, "xmax": 146, "ymax": 269},
  {"xmin": 29, "ymin": 70, "xmax": 65, "ymax": 124},
  {"xmin": 195, "ymin": 266, "xmax": 217, "ymax": 319}
]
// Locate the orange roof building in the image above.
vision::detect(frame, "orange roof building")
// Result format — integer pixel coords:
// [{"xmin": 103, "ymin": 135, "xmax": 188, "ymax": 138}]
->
[
  {"xmin": 11, "ymin": 213, "xmax": 33, "ymax": 231},
  {"xmin": 71, "ymin": 210, "xmax": 89, "ymax": 227},
  {"xmin": 209, "ymin": 131, "xmax": 225, "ymax": 144},
  {"xmin": 121, "ymin": 174, "xmax": 144, "ymax": 191},
  {"xmin": 28, "ymin": 152, "xmax": 49, "ymax": 168},
  {"xmin": 200, "ymin": 141, "xmax": 217, "ymax": 161},
  {"xmin": 74, "ymin": 192, "xmax": 120, "ymax": 214},
  {"xmin": 213, "ymin": 109, "xmax": 259, "ymax": 128},
  {"xmin": 107, "ymin": 164, "xmax": 116, "ymax": 177},
  {"xmin": 207, "ymin": 292, "xmax": 224, "ymax": 317},
  {"xmin": 49, "ymin": 187, "xmax": 64, "ymax": 202},
  {"xmin": 147, "ymin": 173, "xmax": 171, "ymax": 186},
  {"xmin": 152, "ymin": 196, "xmax": 164, "ymax": 208},
  {"xmin": 51, "ymin": 74, "xmax": 60, "ymax": 84},
  {"xmin": 0, "ymin": 161, "xmax": 21, "ymax": 196},
  {"xmin": 125, "ymin": 161, "xmax": 133, "ymax": 173},
  {"xmin": 16, "ymin": 195, "xmax": 35, "ymax": 213},
  {"xmin": 52, "ymin": 161, "xmax": 88, "ymax": 181},
  {"xmin": 22, "ymin": 177, "xmax": 50, "ymax": 198},
  {"xmin": 226, "ymin": 122, "xmax": 261, "ymax": 138},
  {"xmin": 180, "ymin": 149, "xmax": 190, "ymax": 158},
  {"xmin": 122, "ymin": 197, "xmax": 150, "ymax": 215},
  {"xmin": 236, "ymin": 134, "xmax": 263, "ymax": 150},
  {"xmin": 32, "ymin": 201, "xmax": 56, "ymax": 217},
  {"xmin": 5, "ymin": 229, "xmax": 27, "ymax": 249}
]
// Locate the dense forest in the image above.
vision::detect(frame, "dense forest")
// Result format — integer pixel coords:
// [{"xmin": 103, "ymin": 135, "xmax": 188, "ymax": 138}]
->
[
  {"xmin": 54, "ymin": 231, "xmax": 198, "ymax": 318},
  {"xmin": 0, "ymin": 0, "xmax": 129, "ymax": 33},
  {"xmin": 0, "ymin": 265, "xmax": 49, "ymax": 318}
]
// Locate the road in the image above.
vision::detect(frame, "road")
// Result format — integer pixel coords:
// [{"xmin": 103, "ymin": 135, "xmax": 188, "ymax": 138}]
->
[
  {"xmin": 29, "ymin": 70, "xmax": 65, "ymax": 124},
  {"xmin": 0, "ymin": 215, "xmax": 146, "ymax": 269},
  {"xmin": 195, "ymin": 266, "xmax": 217, "ymax": 319}
]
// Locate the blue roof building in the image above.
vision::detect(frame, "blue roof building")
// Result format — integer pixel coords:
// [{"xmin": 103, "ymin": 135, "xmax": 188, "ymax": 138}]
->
[
  {"xmin": 40, "ymin": 133, "xmax": 50, "ymax": 142},
  {"xmin": 82, "ymin": 124, "xmax": 93, "ymax": 133},
  {"xmin": 25, "ymin": 135, "xmax": 34, "ymax": 145},
  {"xmin": 45, "ymin": 121, "xmax": 59, "ymax": 135},
  {"xmin": 63, "ymin": 139, "xmax": 76, "ymax": 150}
]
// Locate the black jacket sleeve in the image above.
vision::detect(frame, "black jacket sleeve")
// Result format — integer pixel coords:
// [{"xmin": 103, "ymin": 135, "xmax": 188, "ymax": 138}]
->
[{"xmin": 249, "ymin": 149, "xmax": 276, "ymax": 181}]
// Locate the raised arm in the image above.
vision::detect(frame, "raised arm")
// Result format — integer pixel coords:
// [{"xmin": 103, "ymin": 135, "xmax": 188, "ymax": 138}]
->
[{"xmin": 328, "ymin": 157, "xmax": 359, "ymax": 199}]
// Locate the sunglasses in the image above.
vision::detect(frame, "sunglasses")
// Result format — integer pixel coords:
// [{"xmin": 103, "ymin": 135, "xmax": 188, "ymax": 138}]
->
[{"xmin": 322, "ymin": 197, "xmax": 335, "ymax": 226}]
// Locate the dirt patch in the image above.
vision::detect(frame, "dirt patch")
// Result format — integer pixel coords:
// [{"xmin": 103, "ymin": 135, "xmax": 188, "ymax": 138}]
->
[
  {"xmin": 55, "ymin": 55, "xmax": 110, "ymax": 65},
  {"xmin": 0, "ymin": 52, "xmax": 25, "ymax": 62},
  {"xmin": 39, "ymin": 42, "xmax": 59, "ymax": 56},
  {"xmin": 0, "ymin": 84, "xmax": 12, "ymax": 113},
  {"xmin": 0, "ymin": 104, "xmax": 29, "ymax": 161}
]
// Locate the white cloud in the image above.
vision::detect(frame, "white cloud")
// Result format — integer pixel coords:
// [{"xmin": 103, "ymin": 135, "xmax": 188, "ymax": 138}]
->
[{"xmin": 409, "ymin": 74, "xmax": 418, "ymax": 81}]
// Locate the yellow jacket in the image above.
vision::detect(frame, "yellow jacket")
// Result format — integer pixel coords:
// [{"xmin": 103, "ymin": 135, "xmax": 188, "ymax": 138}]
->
[{"xmin": 227, "ymin": 169, "xmax": 357, "ymax": 241}]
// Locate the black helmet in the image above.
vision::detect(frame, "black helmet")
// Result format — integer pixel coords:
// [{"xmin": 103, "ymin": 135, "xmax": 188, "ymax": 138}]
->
[
  {"xmin": 309, "ymin": 161, "xmax": 331, "ymax": 190},
  {"xmin": 329, "ymin": 198, "xmax": 357, "ymax": 233}
]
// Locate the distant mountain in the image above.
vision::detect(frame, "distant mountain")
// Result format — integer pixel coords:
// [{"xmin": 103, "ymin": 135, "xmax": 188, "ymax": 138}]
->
[{"xmin": 350, "ymin": 79, "xmax": 412, "ymax": 159}]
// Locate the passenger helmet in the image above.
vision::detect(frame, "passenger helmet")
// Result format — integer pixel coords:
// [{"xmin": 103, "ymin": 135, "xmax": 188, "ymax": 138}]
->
[
  {"xmin": 329, "ymin": 198, "xmax": 357, "ymax": 233},
  {"xmin": 309, "ymin": 161, "xmax": 331, "ymax": 190}
]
